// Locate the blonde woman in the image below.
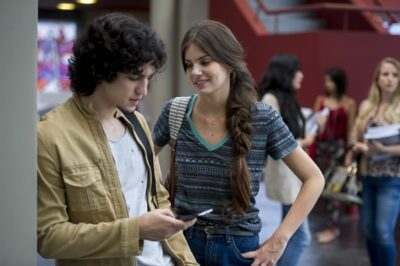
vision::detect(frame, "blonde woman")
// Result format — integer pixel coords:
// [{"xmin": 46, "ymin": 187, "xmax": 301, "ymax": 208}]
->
[{"xmin": 346, "ymin": 57, "xmax": 400, "ymax": 266}]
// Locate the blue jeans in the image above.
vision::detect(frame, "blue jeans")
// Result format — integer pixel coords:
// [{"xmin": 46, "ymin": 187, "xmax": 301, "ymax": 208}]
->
[
  {"xmin": 361, "ymin": 176, "xmax": 400, "ymax": 266},
  {"xmin": 277, "ymin": 204, "xmax": 311, "ymax": 266},
  {"xmin": 184, "ymin": 226, "xmax": 259, "ymax": 266}
]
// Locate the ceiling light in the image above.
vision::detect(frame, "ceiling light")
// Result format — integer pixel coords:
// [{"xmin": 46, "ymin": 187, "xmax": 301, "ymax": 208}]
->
[
  {"xmin": 57, "ymin": 3, "xmax": 76, "ymax": 10},
  {"xmin": 76, "ymin": 0, "xmax": 97, "ymax": 4}
]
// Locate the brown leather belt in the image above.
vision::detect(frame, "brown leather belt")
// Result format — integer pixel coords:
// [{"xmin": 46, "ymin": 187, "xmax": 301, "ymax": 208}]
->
[{"xmin": 194, "ymin": 224, "xmax": 254, "ymax": 236}]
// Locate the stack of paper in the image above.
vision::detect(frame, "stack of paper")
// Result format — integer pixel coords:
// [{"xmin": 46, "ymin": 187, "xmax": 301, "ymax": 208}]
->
[
  {"xmin": 305, "ymin": 107, "xmax": 329, "ymax": 135},
  {"xmin": 364, "ymin": 124, "xmax": 400, "ymax": 160}
]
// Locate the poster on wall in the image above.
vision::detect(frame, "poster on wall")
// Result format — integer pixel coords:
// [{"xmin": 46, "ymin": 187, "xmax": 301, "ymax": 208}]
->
[{"xmin": 37, "ymin": 20, "xmax": 76, "ymax": 114}]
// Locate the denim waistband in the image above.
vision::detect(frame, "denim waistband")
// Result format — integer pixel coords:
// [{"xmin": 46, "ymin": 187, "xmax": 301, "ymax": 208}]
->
[{"xmin": 191, "ymin": 223, "xmax": 254, "ymax": 237}]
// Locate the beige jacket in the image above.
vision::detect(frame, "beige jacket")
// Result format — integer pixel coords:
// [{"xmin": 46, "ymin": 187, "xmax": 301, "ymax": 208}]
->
[{"xmin": 37, "ymin": 94, "xmax": 198, "ymax": 266}]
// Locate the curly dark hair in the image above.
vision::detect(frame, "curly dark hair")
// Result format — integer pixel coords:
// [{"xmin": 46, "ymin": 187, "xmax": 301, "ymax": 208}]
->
[
  {"xmin": 68, "ymin": 13, "xmax": 166, "ymax": 96},
  {"xmin": 181, "ymin": 20, "xmax": 257, "ymax": 217},
  {"xmin": 258, "ymin": 54, "xmax": 305, "ymax": 139}
]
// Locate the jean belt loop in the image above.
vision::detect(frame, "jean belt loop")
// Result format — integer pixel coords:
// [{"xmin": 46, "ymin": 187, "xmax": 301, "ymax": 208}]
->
[
  {"xmin": 224, "ymin": 226, "xmax": 231, "ymax": 243},
  {"xmin": 186, "ymin": 225, "xmax": 194, "ymax": 239}
]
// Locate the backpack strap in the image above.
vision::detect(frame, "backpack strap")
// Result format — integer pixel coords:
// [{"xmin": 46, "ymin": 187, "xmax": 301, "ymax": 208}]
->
[
  {"xmin": 123, "ymin": 111, "xmax": 158, "ymax": 208},
  {"xmin": 168, "ymin": 96, "xmax": 191, "ymax": 148},
  {"xmin": 166, "ymin": 96, "xmax": 190, "ymax": 207}
]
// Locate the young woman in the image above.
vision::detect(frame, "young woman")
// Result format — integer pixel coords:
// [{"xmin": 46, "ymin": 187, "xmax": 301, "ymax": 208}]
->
[
  {"xmin": 153, "ymin": 20, "xmax": 324, "ymax": 266},
  {"xmin": 258, "ymin": 54, "xmax": 314, "ymax": 266},
  {"xmin": 347, "ymin": 57, "xmax": 400, "ymax": 266},
  {"xmin": 311, "ymin": 67, "xmax": 357, "ymax": 243},
  {"xmin": 312, "ymin": 67, "xmax": 357, "ymax": 173}
]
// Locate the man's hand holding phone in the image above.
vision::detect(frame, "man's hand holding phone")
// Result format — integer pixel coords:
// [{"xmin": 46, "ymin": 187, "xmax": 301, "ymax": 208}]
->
[{"xmin": 138, "ymin": 209, "xmax": 197, "ymax": 241}]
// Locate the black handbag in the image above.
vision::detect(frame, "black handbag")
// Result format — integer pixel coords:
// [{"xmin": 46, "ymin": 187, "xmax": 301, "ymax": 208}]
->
[{"xmin": 315, "ymin": 138, "xmax": 345, "ymax": 173}]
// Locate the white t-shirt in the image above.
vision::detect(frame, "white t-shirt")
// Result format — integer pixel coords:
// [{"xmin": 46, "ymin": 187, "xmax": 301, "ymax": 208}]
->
[{"xmin": 108, "ymin": 128, "xmax": 174, "ymax": 266}]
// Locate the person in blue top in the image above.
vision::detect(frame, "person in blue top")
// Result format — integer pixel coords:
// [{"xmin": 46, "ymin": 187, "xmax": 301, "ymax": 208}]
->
[{"xmin": 152, "ymin": 20, "xmax": 324, "ymax": 266}]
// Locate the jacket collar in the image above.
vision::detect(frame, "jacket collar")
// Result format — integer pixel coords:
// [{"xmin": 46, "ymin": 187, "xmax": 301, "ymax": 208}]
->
[{"xmin": 72, "ymin": 93, "xmax": 124, "ymax": 119}]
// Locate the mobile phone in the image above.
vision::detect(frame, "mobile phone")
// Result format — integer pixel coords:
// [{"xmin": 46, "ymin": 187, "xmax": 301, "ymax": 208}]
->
[{"xmin": 176, "ymin": 208, "xmax": 213, "ymax": 221}]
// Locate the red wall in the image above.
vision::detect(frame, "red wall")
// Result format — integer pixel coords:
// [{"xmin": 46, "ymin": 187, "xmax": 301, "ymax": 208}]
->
[
  {"xmin": 210, "ymin": 0, "xmax": 400, "ymax": 108},
  {"xmin": 309, "ymin": 0, "xmax": 376, "ymax": 31}
]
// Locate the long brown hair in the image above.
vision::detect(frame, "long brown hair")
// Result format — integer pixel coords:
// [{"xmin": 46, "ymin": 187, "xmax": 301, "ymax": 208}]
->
[{"xmin": 181, "ymin": 20, "xmax": 257, "ymax": 216}]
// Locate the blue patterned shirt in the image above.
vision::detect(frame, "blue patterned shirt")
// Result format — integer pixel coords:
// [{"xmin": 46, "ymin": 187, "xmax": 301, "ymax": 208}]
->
[{"xmin": 153, "ymin": 94, "xmax": 297, "ymax": 232}]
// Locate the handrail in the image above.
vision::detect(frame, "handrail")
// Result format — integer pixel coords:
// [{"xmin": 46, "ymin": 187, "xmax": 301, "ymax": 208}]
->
[
  {"xmin": 371, "ymin": 0, "xmax": 399, "ymax": 24},
  {"xmin": 255, "ymin": 0, "xmax": 400, "ymax": 33}
]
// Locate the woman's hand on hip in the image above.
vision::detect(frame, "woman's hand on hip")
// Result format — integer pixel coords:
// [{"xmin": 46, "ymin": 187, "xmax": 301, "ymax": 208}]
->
[{"xmin": 242, "ymin": 236, "xmax": 287, "ymax": 266}]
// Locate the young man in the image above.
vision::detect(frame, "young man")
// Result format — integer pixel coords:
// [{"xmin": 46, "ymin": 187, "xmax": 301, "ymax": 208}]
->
[{"xmin": 37, "ymin": 13, "xmax": 197, "ymax": 266}]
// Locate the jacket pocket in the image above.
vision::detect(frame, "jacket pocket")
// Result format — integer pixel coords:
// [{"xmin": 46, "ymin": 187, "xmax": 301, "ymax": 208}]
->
[{"xmin": 63, "ymin": 164, "xmax": 107, "ymax": 212}]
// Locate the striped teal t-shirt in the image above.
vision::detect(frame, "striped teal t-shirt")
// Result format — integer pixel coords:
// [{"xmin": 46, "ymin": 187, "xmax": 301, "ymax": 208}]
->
[{"xmin": 153, "ymin": 94, "xmax": 297, "ymax": 233}]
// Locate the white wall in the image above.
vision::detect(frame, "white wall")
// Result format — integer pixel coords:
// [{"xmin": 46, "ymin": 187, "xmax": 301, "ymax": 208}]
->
[{"xmin": 0, "ymin": 0, "xmax": 37, "ymax": 265}]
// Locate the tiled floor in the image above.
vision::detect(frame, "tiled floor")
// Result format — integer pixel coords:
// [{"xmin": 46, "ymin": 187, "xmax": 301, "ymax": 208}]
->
[
  {"xmin": 256, "ymin": 181, "xmax": 400, "ymax": 266},
  {"xmin": 299, "ymin": 201, "xmax": 369, "ymax": 266},
  {"xmin": 38, "ymin": 181, "xmax": 399, "ymax": 266}
]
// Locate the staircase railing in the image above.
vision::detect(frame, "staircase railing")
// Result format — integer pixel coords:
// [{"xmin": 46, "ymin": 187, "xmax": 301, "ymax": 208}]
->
[
  {"xmin": 255, "ymin": 0, "xmax": 400, "ymax": 33},
  {"xmin": 370, "ymin": 0, "xmax": 399, "ymax": 24}
]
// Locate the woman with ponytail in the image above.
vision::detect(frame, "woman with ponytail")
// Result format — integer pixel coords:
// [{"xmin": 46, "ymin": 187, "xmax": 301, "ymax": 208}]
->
[{"xmin": 153, "ymin": 20, "xmax": 324, "ymax": 266}]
